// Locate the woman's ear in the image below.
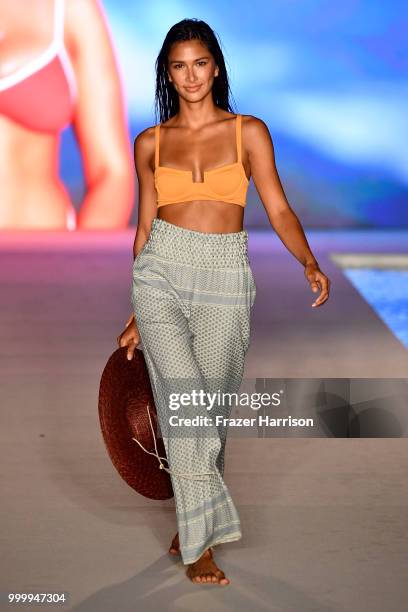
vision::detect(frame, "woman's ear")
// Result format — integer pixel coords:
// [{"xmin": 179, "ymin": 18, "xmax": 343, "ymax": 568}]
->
[
  {"xmin": 167, "ymin": 72, "xmax": 172, "ymax": 83},
  {"xmin": 214, "ymin": 65, "xmax": 219, "ymax": 78}
]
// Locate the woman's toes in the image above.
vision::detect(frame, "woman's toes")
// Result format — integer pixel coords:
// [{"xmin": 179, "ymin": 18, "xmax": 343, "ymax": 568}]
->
[{"xmin": 216, "ymin": 571, "xmax": 229, "ymax": 585}]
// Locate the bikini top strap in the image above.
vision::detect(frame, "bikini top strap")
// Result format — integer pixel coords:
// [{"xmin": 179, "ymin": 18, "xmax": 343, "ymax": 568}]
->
[
  {"xmin": 236, "ymin": 114, "xmax": 242, "ymax": 163},
  {"xmin": 54, "ymin": 0, "xmax": 65, "ymax": 45},
  {"xmin": 154, "ymin": 124, "xmax": 160, "ymax": 168}
]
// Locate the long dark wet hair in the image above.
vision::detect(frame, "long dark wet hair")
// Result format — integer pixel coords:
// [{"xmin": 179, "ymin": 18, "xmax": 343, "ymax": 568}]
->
[{"xmin": 155, "ymin": 19, "xmax": 235, "ymax": 123}]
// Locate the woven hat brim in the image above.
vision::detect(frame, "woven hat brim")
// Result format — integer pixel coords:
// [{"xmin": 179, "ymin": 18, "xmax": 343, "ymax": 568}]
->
[{"xmin": 98, "ymin": 347, "xmax": 173, "ymax": 500}]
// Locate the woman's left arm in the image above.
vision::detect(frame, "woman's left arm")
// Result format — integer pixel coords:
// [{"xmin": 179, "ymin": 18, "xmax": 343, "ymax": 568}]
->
[
  {"xmin": 66, "ymin": 0, "xmax": 135, "ymax": 229},
  {"xmin": 245, "ymin": 116, "xmax": 330, "ymax": 307}
]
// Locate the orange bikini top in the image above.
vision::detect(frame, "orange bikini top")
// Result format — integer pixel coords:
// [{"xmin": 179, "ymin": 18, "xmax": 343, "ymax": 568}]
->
[{"xmin": 154, "ymin": 114, "xmax": 249, "ymax": 208}]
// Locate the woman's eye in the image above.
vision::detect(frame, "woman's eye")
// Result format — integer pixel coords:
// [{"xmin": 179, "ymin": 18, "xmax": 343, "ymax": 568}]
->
[
  {"xmin": 197, "ymin": 61, "xmax": 207, "ymax": 66},
  {"xmin": 174, "ymin": 64, "xmax": 183, "ymax": 69}
]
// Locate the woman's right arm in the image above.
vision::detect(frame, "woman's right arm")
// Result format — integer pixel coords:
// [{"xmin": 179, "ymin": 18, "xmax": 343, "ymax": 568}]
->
[
  {"xmin": 66, "ymin": 0, "xmax": 135, "ymax": 229},
  {"xmin": 132, "ymin": 127, "xmax": 159, "ymax": 259},
  {"xmin": 118, "ymin": 128, "xmax": 157, "ymax": 357}
]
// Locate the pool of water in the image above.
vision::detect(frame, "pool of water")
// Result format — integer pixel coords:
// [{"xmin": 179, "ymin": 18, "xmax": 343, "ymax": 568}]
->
[{"xmin": 343, "ymin": 269, "xmax": 408, "ymax": 349}]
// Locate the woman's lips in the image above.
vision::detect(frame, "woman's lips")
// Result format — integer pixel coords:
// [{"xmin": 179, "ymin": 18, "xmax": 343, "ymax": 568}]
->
[{"xmin": 185, "ymin": 84, "xmax": 202, "ymax": 92}]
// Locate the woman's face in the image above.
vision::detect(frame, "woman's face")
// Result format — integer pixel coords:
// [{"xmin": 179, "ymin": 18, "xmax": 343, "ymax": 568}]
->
[{"xmin": 167, "ymin": 39, "xmax": 219, "ymax": 102}]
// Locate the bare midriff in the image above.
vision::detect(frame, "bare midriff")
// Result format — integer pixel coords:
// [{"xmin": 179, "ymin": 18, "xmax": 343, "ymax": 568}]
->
[
  {"xmin": 0, "ymin": 116, "xmax": 74, "ymax": 229},
  {"xmin": 157, "ymin": 199, "xmax": 245, "ymax": 234}
]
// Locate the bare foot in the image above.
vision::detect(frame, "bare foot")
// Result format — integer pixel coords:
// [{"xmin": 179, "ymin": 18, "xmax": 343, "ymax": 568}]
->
[
  {"xmin": 186, "ymin": 548, "xmax": 230, "ymax": 585},
  {"xmin": 169, "ymin": 532, "xmax": 180, "ymax": 555}
]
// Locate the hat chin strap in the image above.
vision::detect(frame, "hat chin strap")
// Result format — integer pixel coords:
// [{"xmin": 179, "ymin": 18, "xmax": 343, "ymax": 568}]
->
[{"xmin": 132, "ymin": 403, "xmax": 217, "ymax": 482}]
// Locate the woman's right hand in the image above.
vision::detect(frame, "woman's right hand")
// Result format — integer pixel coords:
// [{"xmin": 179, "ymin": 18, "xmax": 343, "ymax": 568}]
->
[{"xmin": 117, "ymin": 314, "xmax": 141, "ymax": 360}]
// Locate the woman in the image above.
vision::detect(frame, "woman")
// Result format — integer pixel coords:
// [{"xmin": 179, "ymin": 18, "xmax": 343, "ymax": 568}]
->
[
  {"xmin": 118, "ymin": 19, "xmax": 330, "ymax": 585},
  {"xmin": 0, "ymin": 0, "xmax": 133, "ymax": 229}
]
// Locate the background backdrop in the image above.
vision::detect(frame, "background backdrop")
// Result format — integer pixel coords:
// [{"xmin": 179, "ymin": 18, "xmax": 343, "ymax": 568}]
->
[{"xmin": 60, "ymin": 0, "xmax": 408, "ymax": 227}]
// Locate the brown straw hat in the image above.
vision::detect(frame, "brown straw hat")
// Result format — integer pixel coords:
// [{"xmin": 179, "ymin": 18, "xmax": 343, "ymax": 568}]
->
[{"xmin": 98, "ymin": 346, "xmax": 174, "ymax": 500}]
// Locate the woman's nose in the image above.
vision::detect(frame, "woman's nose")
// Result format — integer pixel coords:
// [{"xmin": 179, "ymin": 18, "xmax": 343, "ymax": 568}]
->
[{"xmin": 185, "ymin": 68, "xmax": 198, "ymax": 83}]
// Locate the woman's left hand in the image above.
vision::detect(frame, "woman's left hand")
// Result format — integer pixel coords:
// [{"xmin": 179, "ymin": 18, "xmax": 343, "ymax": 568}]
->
[{"xmin": 304, "ymin": 263, "xmax": 331, "ymax": 307}]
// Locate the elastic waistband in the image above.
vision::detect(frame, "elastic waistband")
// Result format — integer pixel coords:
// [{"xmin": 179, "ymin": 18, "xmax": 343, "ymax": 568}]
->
[{"xmin": 144, "ymin": 218, "xmax": 249, "ymax": 268}]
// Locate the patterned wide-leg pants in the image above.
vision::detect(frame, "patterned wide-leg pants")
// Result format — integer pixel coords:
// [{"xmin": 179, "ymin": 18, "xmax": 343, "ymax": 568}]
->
[{"xmin": 131, "ymin": 218, "xmax": 256, "ymax": 565}]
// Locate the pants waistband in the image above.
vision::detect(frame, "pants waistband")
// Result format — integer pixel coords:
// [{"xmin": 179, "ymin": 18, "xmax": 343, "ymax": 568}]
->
[{"xmin": 143, "ymin": 218, "xmax": 249, "ymax": 268}]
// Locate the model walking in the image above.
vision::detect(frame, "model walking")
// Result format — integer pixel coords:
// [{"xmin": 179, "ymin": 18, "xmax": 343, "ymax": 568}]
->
[{"xmin": 118, "ymin": 19, "xmax": 330, "ymax": 585}]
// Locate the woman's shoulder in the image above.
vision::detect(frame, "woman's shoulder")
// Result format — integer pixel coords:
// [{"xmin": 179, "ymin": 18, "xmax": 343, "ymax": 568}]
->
[
  {"xmin": 240, "ymin": 114, "xmax": 269, "ymax": 131},
  {"xmin": 133, "ymin": 125, "xmax": 157, "ymax": 156},
  {"xmin": 134, "ymin": 125, "xmax": 156, "ymax": 143},
  {"xmin": 134, "ymin": 117, "xmax": 175, "ymax": 144},
  {"xmin": 240, "ymin": 114, "xmax": 272, "ymax": 145}
]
